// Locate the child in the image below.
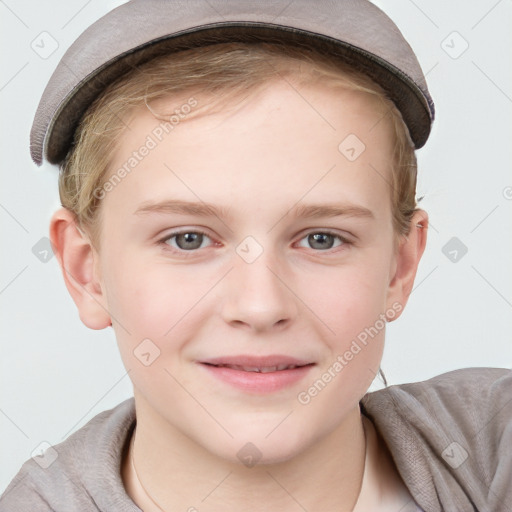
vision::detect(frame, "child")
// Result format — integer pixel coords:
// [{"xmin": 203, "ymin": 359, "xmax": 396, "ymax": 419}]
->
[{"xmin": 1, "ymin": 0, "xmax": 511, "ymax": 510}]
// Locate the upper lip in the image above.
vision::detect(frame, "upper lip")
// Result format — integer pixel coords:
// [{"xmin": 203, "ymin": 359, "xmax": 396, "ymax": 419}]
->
[{"xmin": 198, "ymin": 355, "xmax": 315, "ymax": 371}]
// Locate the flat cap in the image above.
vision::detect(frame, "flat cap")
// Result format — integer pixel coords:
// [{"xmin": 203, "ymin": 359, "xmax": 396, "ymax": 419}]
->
[{"xmin": 30, "ymin": 0, "xmax": 435, "ymax": 166}]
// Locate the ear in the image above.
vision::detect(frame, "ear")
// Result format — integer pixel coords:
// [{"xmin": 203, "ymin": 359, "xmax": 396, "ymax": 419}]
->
[
  {"xmin": 386, "ymin": 209, "xmax": 428, "ymax": 320},
  {"xmin": 49, "ymin": 207, "xmax": 111, "ymax": 330}
]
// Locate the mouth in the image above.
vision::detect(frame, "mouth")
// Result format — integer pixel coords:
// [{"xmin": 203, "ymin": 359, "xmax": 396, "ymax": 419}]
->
[
  {"xmin": 204, "ymin": 363, "xmax": 308, "ymax": 373},
  {"xmin": 198, "ymin": 356, "xmax": 315, "ymax": 393}
]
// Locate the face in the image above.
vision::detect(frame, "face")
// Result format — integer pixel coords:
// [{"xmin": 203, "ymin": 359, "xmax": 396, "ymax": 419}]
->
[{"xmin": 94, "ymin": 77, "xmax": 402, "ymax": 463}]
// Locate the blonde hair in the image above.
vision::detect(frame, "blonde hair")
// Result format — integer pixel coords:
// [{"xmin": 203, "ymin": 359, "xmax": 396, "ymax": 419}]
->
[{"xmin": 60, "ymin": 41, "xmax": 418, "ymax": 247}]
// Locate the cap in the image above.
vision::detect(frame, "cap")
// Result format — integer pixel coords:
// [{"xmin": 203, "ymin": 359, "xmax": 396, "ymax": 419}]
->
[{"xmin": 30, "ymin": 0, "xmax": 435, "ymax": 166}]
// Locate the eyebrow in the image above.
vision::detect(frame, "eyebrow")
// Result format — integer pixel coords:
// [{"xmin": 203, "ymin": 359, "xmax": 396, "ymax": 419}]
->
[{"xmin": 134, "ymin": 199, "xmax": 374, "ymax": 220}]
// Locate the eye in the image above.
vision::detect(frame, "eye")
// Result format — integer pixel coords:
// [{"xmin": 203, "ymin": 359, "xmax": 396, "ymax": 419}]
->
[
  {"xmin": 297, "ymin": 232, "xmax": 346, "ymax": 251},
  {"xmin": 163, "ymin": 230, "xmax": 213, "ymax": 251}
]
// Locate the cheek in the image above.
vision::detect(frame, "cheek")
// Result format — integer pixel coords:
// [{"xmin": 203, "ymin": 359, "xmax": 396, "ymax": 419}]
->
[
  {"xmin": 294, "ymin": 253, "xmax": 391, "ymax": 402},
  {"xmin": 301, "ymin": 255, "xmax": 392, "ymax": 340},
  {"xmin": 105, "ymin": 255, "xmax": 210, "ymax": 332},
  {"xmin": 105, "ymin": 257, "xmax": 224, "ymax": 379},
  {"xmin": 293, "ymin": 266, "xmax": 389, "ymax": 427}
]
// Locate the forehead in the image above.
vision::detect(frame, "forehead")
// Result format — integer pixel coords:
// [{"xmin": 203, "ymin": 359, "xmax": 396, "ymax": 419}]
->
[{"xmin": 101, "ymin": 77, "xmax": 395, "ymax": 223}]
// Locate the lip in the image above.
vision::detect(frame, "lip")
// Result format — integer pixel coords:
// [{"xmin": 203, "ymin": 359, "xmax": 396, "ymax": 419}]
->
[{"xmin": 197, "ymin": 355, "xmax": 315, "ymax": 394}]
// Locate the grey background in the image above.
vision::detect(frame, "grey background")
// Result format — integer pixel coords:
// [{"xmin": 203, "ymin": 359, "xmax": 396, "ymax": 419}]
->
[{"xmin": 1, "ymin": 0, "xmax": 511, "ymax": 494}]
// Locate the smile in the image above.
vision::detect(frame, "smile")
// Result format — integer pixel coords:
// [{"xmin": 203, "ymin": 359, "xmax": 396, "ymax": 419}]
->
[
  {"xmin": 207, "ymin": 363, "xmax": 305, "ymax": 373},
  {"xmin": 198, "ymin": 356, "xmax": 315, "ymax": 393}
]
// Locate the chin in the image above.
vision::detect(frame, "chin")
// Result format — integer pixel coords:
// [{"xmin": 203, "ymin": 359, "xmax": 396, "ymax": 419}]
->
[{"xmin": 207, "ymin": 424, "xmax": 314, "ymax": 467}]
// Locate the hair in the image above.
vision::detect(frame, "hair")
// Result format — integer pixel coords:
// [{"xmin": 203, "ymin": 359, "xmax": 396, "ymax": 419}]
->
[{"xmin": 60, "ymin": 40, "xmax": 418, "ymax": 248}]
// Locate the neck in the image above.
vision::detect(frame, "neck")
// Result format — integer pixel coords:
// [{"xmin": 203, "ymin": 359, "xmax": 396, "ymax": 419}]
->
[{"xmin": 122, "ymin": 397, "xmax": 368, "ymax": 512}]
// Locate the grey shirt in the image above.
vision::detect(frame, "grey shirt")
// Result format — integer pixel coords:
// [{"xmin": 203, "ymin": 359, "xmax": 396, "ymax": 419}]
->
[{"xmin": 1, "ymin": 367, "xmax": 510, "ymax": 511}]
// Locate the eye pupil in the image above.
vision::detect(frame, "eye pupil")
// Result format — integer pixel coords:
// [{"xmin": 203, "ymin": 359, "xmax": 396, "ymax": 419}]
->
[
  {"xmin": 308, "ymin": 233, "xmax": 334, "ymax": 250},
  {"xmin": 176, "ymin": 232, "xmax": 203, "ymax": 250}
]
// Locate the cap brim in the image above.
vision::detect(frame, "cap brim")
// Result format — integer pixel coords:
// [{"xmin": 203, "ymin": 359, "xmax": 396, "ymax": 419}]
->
[{"xmin": 30, "ymin": 1, "xmax": 435, "ymax": 166}]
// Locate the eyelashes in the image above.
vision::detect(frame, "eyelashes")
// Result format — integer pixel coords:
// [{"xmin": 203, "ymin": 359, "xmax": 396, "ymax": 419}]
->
[
  {"xmin": 296, "ymin": 232, "xmax": 347, "ymax": 251},
  {"xmin": 159, "ymin": 229, "xmax": 351, "ymax": 256},
  {"xmin": 163, "ymin": 230, "xmax": 212, "ymax": 251}
]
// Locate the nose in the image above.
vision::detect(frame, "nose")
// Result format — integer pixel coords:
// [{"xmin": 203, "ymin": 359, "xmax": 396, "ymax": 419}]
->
[{"xmin": 220, "ymin": 251, "xmax": 298, "ymax": 333}]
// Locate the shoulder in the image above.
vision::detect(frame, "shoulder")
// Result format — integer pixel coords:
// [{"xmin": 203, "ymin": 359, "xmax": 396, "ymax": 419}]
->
[
  {"xmin": 361, "ymin": 367, "xmax": 512, "ymax": 512},
  {"xmin": 0, "ymin": 398, "xmax": 138, "ymax": 512},
  {"xmin": 363, "ymin": 366, "xmax": 511, "ymax": 432}
]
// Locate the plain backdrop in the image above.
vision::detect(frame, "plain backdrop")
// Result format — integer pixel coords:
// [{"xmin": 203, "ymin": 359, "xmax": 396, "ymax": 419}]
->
[{"xmin": 1, "ymin": 0, "xmax": 511, "ymax": 494}]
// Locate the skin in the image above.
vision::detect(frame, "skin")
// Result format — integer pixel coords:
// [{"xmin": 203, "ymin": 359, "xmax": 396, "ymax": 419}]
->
[{"xmin": 50, "ymin": 75, "xmax": 427, "ymax": 511}]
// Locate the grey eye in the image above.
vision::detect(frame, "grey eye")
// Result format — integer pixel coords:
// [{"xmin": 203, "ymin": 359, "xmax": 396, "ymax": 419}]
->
[
  {"xmin": 167, "ymin": 232, "xmax": 209, "ymax": 250},
  {"xmin": 298, "ymin": 233, "xmax": 343, "ymax": 250}
]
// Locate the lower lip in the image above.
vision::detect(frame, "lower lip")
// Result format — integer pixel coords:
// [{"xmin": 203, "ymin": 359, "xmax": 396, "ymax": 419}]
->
[{"xmin": 199, "ymin": 364, "xmax": 314, "ymax": 394}]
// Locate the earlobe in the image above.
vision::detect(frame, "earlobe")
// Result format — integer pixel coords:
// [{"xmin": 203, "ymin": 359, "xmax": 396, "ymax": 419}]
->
[
  {"xmin": 386, "ymin": 210, "xmax": 428, "ymax": 320},
  {"xmin": 49, "ymin": 208, "xmax": 111, "ymax": 329}
]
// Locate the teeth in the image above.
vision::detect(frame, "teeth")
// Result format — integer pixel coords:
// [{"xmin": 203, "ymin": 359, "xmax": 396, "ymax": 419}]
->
[
  {"xmin": 259, "ymin": 366, "xmax": 277, "ymax": 373},
  {"xmin": 218, "ymin": 364, "xmax": 299, "ymax": 372}
]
